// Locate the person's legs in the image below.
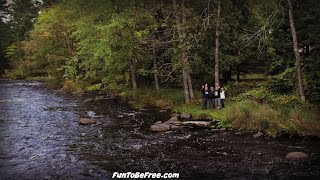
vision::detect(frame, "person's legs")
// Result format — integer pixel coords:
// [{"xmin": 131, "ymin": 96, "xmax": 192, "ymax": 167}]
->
[
  {"xmin": 221, "ymin": 99, "xmax": 225, "ymax": 108},
  {"xmin": 212, "ymin": 98, "xmax": 215, "ymax": 108},
  {"xmin": 214, "ymin": 98, "xmax": 219, "ymax": 109},
  {"xmin": 217, "ymin": 98, "xmax": 221, "ymax": 109},
  {"xmin": 209, "ymin": 99, "xmax": 214, "ymax": 108},
  {"xmin": 202, "ymin": 98, "xmax": 208, "ymax": 109}
]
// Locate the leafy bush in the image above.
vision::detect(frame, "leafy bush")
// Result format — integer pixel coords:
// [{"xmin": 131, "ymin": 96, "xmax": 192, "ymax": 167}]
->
[
  {"xmin": 3, "ymin": 69, "xmax": 27, "ymax": 80},
  {"xmin": 62, "ymin": 80, "xmax": 85, "ymax": 93},
  {"xmin": 266, "ymin": 79, "xmax": 294, "ymax": 94},
  {"xmin": 233, "ymin": 86, "xmax": 274, "ymax": 104},
  {"xmin": 225, "ymin": 82, "xmax": 258, "ymax": 97},
  {"xmin": 234, "ymin": 86, "xmax": 302, "ymax": 108},
  {"xmin": 86, "ymin": 83, "xmax": 102, "ymax": 91}
]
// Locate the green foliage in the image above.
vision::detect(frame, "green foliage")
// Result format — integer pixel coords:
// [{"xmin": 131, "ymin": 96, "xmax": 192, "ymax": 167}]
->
[
  {"xmin": 62, "ymin": 80, "xmax": 85, "ymax": 93},
  {"xmin": 304, "ymin": 50, "xmax": 320, "ymax": 104},
  {"xmin": 86, "ymin": 83, "xmax": 102, "ymax": 91},
  {"xmin": 234, "ymin": 86, "xmax": 301, "ymax": 107},
  {"xmin": 2, "ymin": 0, "xmax": 319, "ymax": 107},
  {"xmin": 224, "ymin": 81, "xmax": 258, "ymax": 97},
  {"xmin": 234, "ymin": 86, "xmax": 274, "ymax": 103},
  {"xmin": 3, "ymin": 69, "xmax": 27, "ymax": 80}
]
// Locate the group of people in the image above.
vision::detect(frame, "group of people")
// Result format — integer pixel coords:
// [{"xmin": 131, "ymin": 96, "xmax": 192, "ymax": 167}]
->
[{"xmin": 201, "ymin": 84, "xmax": 225, "ymax": 109}]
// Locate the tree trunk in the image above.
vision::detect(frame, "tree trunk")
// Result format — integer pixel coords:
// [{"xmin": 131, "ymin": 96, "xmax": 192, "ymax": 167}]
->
[
  {"xmin": 150, "ymin": 0, "xmax": 159, "ymax": 90},
  {"xmin": 288, "ymin": 0, "xmax": 306, "ymax": 102},
  {"xmin": 181, "ymin": 0, "xmax": 194, "ymax": 101},
  {"xmin": 130, "ymin": 59, "xmax": 138, "ymax": 91},
  {"xmin": 180, "ymin": 0, "xmax": 190, "ymax": 103},
  {"xmin": 152, "ymin": 34, "xmax": 160, "ymax": 90},
  {"xmin": 237, "ymin": 65, "xmax": 240, "ymax": 82},
  {"xmin": 187, "ymin": 69, "xmax": 195, "ymax": 100},
  {"xmin": 214, "ymin": 0, "xmax": 221, "ymax": 87},
  {"xmin": 173, "ymin": 0, "xmax": 194, "ymax": 103}
]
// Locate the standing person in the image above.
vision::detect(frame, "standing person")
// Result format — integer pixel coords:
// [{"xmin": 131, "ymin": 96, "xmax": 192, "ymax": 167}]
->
[
  {"xmin": 214, "ymin": 86, "xmax": 221, "ymax": 109},
  {"xmin": 208, "ymin": 86, "xmax": 215, "ymax": 108},
  {"xmin": 220, "ymin": 87, "xmax": 226, "ymax": 108},
  {"xmin": 202, "ymin": 84, "xmax": 209, "ymax": 109}
]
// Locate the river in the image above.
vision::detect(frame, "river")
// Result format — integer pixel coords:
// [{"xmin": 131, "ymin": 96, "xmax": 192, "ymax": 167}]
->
[{"xmin": 0, "ymin": 80, "xmax": 319, "ymax": 179}]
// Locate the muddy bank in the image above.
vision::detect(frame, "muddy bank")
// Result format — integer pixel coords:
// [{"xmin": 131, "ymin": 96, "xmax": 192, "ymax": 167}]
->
[{"xmin": 0, "ymin": 80, "xmax": 319, "ymax": 179}]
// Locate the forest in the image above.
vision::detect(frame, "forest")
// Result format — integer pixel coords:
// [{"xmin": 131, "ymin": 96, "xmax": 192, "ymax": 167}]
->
[{"xmin": 0, "ymin": 0, "xmax": 320, "ymax": 136}]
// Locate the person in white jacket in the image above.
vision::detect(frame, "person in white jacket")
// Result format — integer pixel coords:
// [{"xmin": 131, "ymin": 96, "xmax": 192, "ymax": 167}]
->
[{"xmin": 220, "ymin": 87, "xmax": 226, "ymax": 108}]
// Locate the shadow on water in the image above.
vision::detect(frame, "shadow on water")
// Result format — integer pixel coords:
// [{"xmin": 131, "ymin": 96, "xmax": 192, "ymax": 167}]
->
[{"xmin": 0, "ymin": 80, "xmax": 319, "ymax": 179}]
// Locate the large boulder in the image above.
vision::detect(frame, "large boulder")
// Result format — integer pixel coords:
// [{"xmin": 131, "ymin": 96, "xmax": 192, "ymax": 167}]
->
[
  {"xmin": 180, "ymin": 113, "xmax": 191, "ymax": 119},
  {"xmin": 150, "ymin": 123, "xmax": 171, "ymax": 132},
  {"xmin": 181, "ymin": 121, "xmax": 211, "ymax": 127},
  {"xmin": 286, "ymin": 152, "xmax": 309, "ymax": 160},
  {"xmin": 79, "ymin": 118, "xmax": 96, "ymax": 125}
]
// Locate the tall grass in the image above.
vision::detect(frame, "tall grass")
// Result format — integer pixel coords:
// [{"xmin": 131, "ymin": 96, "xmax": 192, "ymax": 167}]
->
[{"xmin": 225, "ymin": 100, "xmax": 320, "ymax": 137}]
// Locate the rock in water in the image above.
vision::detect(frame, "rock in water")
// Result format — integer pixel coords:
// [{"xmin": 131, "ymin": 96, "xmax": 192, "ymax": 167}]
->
[
  {"xmin": 253, "ymin": 132, "xmax": 263, "ymax": 138},
  {"xmin": 154, "ymin": 121, "xmax": 162, "ymax": 124},
  {"xmin": 286, "ymin": 152, "xmax": 309, "ymax": 160},
  {"xmin": 164, "ymin": 117, "xmax": 180, "ymax": 125},
  {"xmin": 79, "ymin": 118, "xmax": 96, "ymax": 125},
  {"xmin": 180, "ymin": 113, "xmax": 191, "ymax": 119},
  {"xmin": 171, "ymin": 113, "xmax": 180, "ymax": 117},
  {"xmin": 150, "ymin": 123, "xmax": 171, "ymax": 132},
  {"xmin": 181, "ymin": 121, "xmax": 210, "ymax": 127}
]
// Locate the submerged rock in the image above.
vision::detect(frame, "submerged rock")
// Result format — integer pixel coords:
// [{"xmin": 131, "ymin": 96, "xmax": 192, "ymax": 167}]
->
[
  {"xmin": 95, "ymin": 96, "xmax": 105, "ymax": 100},
  {"xmin": 286, "ymin": 152, "xmax": 309, "ymax": 160},
  {"xmin": 150, "ymin": 123, "xmax": 171, "ymax": 132},
  {"xmin": 253, "ymin": 132, "xmax": 263, "ymax": 138},
  {"xmin": 180, "ymin": 113, "xmax": 191, "ymax": 119},
  {"xmin": 211, "ymin": 129, "xmax": 220, "ymax": 132},
  {"xmin": 79, "ymin": 118, "xmax": 96, "ymax": 125},
  {"xmin": 83, "ymin": 98, "xmax": 93, "ymax": 103}
]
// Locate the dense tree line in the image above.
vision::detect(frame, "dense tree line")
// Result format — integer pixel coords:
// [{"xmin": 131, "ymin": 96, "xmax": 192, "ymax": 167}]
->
[{"xmin": 1, "ymin": 0, "xmax": 319, "ymax": 104}]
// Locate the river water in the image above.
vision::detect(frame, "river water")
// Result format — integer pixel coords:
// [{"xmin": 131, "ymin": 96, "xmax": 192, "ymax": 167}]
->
[{"xmin": 0, "ymin": 80, "xmax": 319, "ymax": 179}]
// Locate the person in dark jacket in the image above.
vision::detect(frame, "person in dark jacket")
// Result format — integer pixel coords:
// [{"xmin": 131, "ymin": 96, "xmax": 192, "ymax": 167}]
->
[
  {"xmin": 202, "ymin": 84, "xmax": 209, "ymax": 109},
  {"xmin": 208, "ymin": 86, "xmax": 215, "ymax": 108}
]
